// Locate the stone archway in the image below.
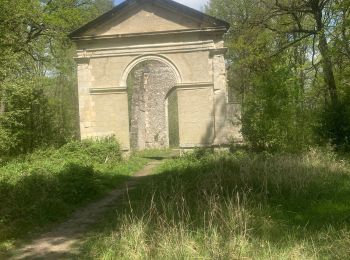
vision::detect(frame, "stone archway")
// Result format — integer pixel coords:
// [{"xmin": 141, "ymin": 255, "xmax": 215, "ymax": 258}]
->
[
  {"xmin": 71, "ymin": 0, "xmax": 240, "ymax": 151},
  {"xmin": 126, "ymin": 59, "xmax": 179, "ymax": 150}
]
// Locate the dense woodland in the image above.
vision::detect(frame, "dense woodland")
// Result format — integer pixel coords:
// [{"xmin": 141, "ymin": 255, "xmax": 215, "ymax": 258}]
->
[
  {"xmin": 0, "ymin": 0, "xmax": 114, "ymax": 159},
  {"xmin": 207, "ymin": 0, "xmax": 350, "ymax": 152},
  {"xmin": 0, "ymin": 0, "xmax": 349, "ymax": 157}
]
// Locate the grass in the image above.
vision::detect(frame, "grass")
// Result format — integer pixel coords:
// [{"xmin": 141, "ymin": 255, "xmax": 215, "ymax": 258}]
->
[
  {"xmin": 0, "ymin": 138, "xmax": 148, "ymax": 252},
  {"xmin": 80, "ymin": 148, "xmax": 350, "ymax": 259}
]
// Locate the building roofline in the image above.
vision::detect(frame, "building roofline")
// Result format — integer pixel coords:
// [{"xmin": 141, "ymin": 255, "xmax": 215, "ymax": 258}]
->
[
  {"xmin": 69, "ymin": 0, "xmax": 230, "ymax": 38},
  {"xmin": 70, "ymin": 27, "xmax": 228, "ymax": 41}
]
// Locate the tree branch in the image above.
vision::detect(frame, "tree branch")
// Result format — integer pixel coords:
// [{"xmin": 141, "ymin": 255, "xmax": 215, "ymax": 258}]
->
[{"xmin": 269, "ymin": 33, "xmax": 314, "ymax": 58}]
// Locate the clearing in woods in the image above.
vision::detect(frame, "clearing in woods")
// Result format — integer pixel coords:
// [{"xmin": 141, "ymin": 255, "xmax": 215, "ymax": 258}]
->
[
  {"xmin": 8, "ymin": 149, "xmax": 350, "ymax": 259},
  {"xmin": 11, "ymin": 156, "xmax": 168, "ymax": 259}
]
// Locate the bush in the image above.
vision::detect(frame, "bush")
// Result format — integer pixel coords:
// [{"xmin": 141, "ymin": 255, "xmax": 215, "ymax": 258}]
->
[
  {"xmin": 53, "ymin": 137, "xmax": 122, "ymax": 165},
  {"xmin": 319, "ymin": 97, "xmax": 350, "ymax": 152},
  {"xmin": 0, "ymin": 126, "xmax": 15, "ymax": 164},
  {"xmin": 0, "ymin": 79, "xmax": 61, "ymax": 156},
  {"xmin": 241, "ymin": 65, "xmax": 314, "ymax": 153},
  {"xmin": 0, "ymin": 137, "xmax": 139, "ymax": 243}
]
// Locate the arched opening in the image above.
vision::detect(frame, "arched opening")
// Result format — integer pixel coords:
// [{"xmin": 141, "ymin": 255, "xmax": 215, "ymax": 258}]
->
[{"xmin": 126, "ymin": 60, "xmax": 179, "ymax": 150}]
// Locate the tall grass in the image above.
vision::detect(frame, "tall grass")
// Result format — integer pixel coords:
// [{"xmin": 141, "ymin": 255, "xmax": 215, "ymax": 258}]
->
[
  {"xmin": 0, "ymin": 138, "xmax": 148, "ymax": 248},
  {"xmin": 82, "ymin": 149, "xmax": 350, "ymax": 259}
]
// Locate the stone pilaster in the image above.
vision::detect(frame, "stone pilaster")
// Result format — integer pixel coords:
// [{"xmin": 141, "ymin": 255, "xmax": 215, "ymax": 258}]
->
[
  {"xmin": 76, "ymin": 57, "xmax": 94, "ymax": 139},
  {"xmin": 211, "ymin": 49, "xmax": 229, "ymax": 145}
]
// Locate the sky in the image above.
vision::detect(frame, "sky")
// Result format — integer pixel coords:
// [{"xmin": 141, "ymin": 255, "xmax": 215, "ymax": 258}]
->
[{"xmin": 113, "ymin": 0, "xmax": 208, "ymax": 11}]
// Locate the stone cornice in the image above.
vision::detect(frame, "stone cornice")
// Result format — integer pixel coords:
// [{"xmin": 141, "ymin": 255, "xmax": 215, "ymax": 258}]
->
[
  {"xmin": 74, "ymin": 41, "xmax": 218, "ymax": 59},
  {"xmin": 88, "ymin": 82, "xmax": 214, "ymax": 95},
  {"xmin": 89, "ymin": 88, "xmax": 127, "ymax": 95},
  {"xmin": 76, "ymin": 48, "xmax": 213, "ymax": 59},
  {"xmin": 77, "ymin": 40, "xmax": 214, "ymax": 53},
  {"xmin": 71, "ymin": 27, "xmax": 228, "ymax": 41},
  {"xmin": 175, "ymin": 82, "xmax": 213, "ymax": 90}
]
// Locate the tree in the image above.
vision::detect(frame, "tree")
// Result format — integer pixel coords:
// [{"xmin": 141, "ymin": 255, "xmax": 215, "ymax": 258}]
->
[
  {"xmin": 260, "ymin": 0, "xmax": 342, "ymax": 105},
  {"xmin": 0, "ymin": 0, "xmax": 114, "ymax": 156},
  {"xmin": 206, "ymin": 0, "xmax": 350, "ymax": 151}
]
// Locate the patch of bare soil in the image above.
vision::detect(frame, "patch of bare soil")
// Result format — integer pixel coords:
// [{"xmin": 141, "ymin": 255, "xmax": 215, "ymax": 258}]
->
[{"xmin": 11, "ymin": 160, "xmax": 162, "ymax": 260}]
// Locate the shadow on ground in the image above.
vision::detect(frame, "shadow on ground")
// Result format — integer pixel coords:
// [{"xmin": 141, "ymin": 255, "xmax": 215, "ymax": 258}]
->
[
  {"xmin": 3, "ymin": 151, "xmax": 350, "ymax": 259},
  {"xmin": 0, "ymin": 156, "xmax": 163, "ymax": 259},
  {"xmin": 4, "ymin": 158, "xmax": 169, "ymax": 260},
  {"xmin": 77, "ymin": 152, "xmax": 350, "ymax": 258}
]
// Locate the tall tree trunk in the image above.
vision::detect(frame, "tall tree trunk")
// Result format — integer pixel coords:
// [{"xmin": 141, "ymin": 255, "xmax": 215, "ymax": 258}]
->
[
  {"xmin": 318, "ymin": 31, "xmax": 338, "ymax": 105},
  {"xmin": 313, "ymin": 3, "xmax": 339, "ymax": 105}
]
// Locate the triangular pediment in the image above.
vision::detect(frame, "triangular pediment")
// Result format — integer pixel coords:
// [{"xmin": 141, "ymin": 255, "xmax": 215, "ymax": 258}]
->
[
  {"xmin": 85, "ymin": 3, "xmax": 201, "ymax": 36},
  {"xmin": 70, "ymin": 0, "xmax": 229, "ymax": 38}
]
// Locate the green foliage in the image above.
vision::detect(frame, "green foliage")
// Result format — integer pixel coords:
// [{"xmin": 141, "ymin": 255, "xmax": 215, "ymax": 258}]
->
[
  {"xmin": 61, "ymin": 138, "xmax": 122, "ymax": 163},
  {"xmin": 0, "ymin": 138, "xmax": 147, "ymax": 243},
  {"xmin": 0, "ymin": 0, "xmax": 114, "ymax": 157},
  {"xmin": 0, "ymin": 127, "xmax": 12, "ymax": 156},
  {"xmin": 81, "ymin": 150, "xmax": 350, "ymax": 259},
  {"xmin": 0, "ymin": 77, "xmax": 58, "ymax": 155},
  {"xmin": 242, "ymin": 64, "xmax": 313, "ymax": 152},
  {"xmin": 319, "ymin": 94, "xmax": 350, "ymax": 152},
  {"xmin": 207, "ymin": 0, "xmax": 350, "ymax": 152}
]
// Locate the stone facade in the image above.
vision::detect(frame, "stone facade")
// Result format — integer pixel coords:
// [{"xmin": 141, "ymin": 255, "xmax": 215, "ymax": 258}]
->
[
  {"xmin": 128, "ymin": 60, "xmax": 177, "ymax": 150},
  {"xmin": 70, "ymin": 0, "xmax": 242, "ymax": 151}
]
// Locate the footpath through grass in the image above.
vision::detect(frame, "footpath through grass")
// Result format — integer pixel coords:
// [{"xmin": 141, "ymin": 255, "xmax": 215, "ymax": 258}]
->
[
  {"xmin": 81, "ymin": 149, "xmax": 350, "ymax": 259},
  {"xmin": 0, "ymin": 138, "xmax": 148, "ymax": 253}
]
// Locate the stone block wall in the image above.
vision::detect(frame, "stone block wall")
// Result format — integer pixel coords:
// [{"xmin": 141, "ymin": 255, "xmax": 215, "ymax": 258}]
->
[
  {"xmin": 75, "ymin": 37, "xmax": 242, "ymax": 151},
  {"xmin": 128, "ymin": 60, "xmax": 177, "ymax": 150},
  {"xmin": 177, "ymin": 86, "xmax": 215, "ymax": 147}
]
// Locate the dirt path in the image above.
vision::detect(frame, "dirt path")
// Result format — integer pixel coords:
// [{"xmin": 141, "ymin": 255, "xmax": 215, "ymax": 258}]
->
[{"xmin": 11, "ymin": 160, "xmax": 163, "ymax": 260}]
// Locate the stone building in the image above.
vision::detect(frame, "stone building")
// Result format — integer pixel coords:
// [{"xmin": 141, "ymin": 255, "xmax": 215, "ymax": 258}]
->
[{"xmin": 70, "ymin": 0, "xmax": 241, "ymax": 151}]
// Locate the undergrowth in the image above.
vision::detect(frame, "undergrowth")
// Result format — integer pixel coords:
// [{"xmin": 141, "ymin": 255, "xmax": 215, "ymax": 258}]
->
[
  {"xmin": 0, "ymin": 138, "xmax": 148, "ymax": 249},
  {"xmin": 82, "ymin": 149, "xmax": 350, "ymax": 259}
]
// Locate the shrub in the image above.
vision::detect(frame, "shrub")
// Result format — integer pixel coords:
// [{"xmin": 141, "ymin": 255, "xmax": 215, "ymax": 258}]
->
[
  {"xmin": 241, "ymin": 65, "xmax": 314, "ymax": 153},
  {"xmin": 56, "ymin": 137, "xmax": 122, "ymax": 165},
  {"xmin": 0, "ymin": 137, "xmax": 135, "ymax": 243},
  {"xmin": 318, "ymin": 96, "xmax": 350, "ymax": 152}
]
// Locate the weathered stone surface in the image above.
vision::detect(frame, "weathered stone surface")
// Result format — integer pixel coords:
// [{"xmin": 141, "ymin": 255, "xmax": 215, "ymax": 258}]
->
[
  {"xmin": 177, "ymin": 86, "xmax": 215, "ymax": 147},
  {"xmin": 84, "ymin": 3, "xmax": 201, "ymax": 36},
  {"xmin": 128, "ymin": 60, "xmax": 177, "ymax": 150},
  {"xmin": 72, "ymin": 1, "xmax": 241, "ymax": 151}
]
